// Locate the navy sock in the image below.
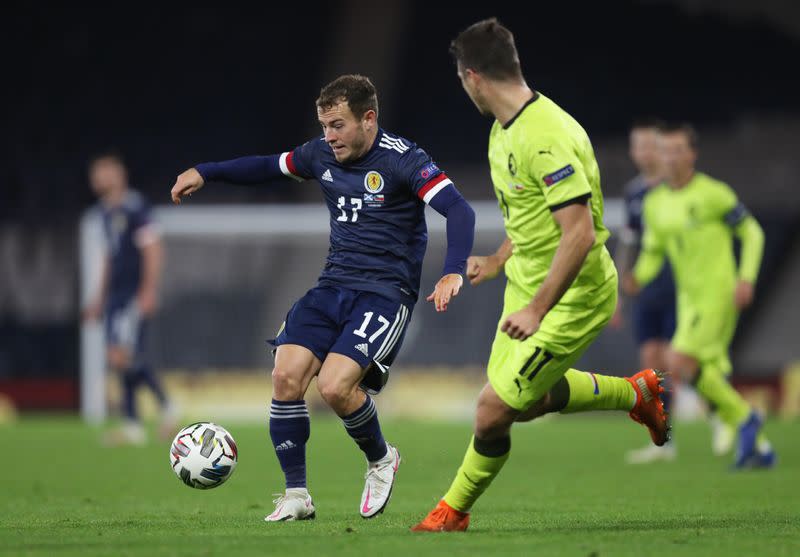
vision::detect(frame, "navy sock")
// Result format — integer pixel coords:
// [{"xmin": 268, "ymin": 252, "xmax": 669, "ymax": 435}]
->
[
  {"xmin": 121, "ymin": 370, "xmax": 139, "ymax": 420},
  {"xmin": 135, "ymin": 365, "xmax": 168, "ymax": 406},
  {"xmin": 342, "ymin": 396, "xmax": 387, "ymax": 462},
  {"xmin": 269, "ymin": 399, "xmax": 310, "ymax": 489}
]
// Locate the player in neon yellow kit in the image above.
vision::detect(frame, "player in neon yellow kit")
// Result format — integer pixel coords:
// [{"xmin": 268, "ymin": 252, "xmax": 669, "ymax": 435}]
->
[
  {"xmin": 626, "ymin": 123, "xmax": 775, "ymax": 469},
  {"xmin": 412, "ymin": 18, "xmax": 669, "ymax": 532}
]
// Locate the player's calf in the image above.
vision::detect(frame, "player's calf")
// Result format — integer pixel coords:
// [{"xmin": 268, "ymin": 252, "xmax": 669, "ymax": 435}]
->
[{"xmin": 474, "ymin": 382, "xmax": 519, "ymax": 439}]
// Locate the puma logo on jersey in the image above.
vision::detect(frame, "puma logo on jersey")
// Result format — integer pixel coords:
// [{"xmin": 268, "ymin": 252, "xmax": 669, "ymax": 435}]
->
[
  {"xmin": 322, "ymin": 169, "xmax": 333, "ymax": 182},
  {"xmin": 636, "ymin": 377, "xmax": 653, "ymax": 402}
]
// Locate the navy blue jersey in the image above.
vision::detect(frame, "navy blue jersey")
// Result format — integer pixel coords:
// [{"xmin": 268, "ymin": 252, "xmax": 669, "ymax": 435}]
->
[
  {"xmin": 99, "ymin": 190, "xmax": 157, "ymax": 307},
  {"xmin": 624, "ymin": 175, "xmax": 674, "ymax": 307},
  {"xmin": 278, "ymin": 129, "xmax": 453, "ymax": 305}
]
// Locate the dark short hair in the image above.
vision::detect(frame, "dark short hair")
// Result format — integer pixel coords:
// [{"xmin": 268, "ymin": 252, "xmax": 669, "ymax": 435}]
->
[
  {"xmin": 631, "ymin": 117, "xmax": 665, "ymax": 131},
  {"xmin": 660, "ymin": 122, "xmax": 698, "ymax": 150},
  {"xmin": 449, "ymin": 17, "xmax": 523, "ymax": 81},
  {"xmin": 316, "ymin": 74, "xmax": 379, "ymax": 119},
  {"xmin": 88, "ymin": 149, "xmax": 126, "ymax": 170}
]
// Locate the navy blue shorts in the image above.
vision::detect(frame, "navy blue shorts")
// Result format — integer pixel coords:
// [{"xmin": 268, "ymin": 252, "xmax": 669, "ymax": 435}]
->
[
  {"xmin": 105, "ymin": 299, "xmax": 149, "ymax": 365},
  {"xmin": 632, "ymin": 299, "xmax": 676, "ymax": 345},
  {"xmin": 269, "ymin": 286, "xmax": 412, "ymax": 389}
]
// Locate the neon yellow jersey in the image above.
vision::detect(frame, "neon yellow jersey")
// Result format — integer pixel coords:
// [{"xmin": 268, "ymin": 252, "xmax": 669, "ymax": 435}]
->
[
  {"xmin": 634, "ymin": 172, "xmax": 760, "ymax": 306},
  {"xmin": 487, "ymin": 92, "xmax": 617, "ymax": 302}
]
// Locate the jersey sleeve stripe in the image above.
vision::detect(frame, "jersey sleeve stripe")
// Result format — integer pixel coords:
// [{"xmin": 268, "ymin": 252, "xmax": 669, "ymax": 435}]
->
[
  {"xmin": 418, "ymin": 173, "xmax": 452, "ymax": 203},
  {"xmin": 548, "ymin": 192, "xmax": 591, "ymax": 212},
  {"xmin": 279, "ymin": 151, "xmax": 304, "ymax": 182}
]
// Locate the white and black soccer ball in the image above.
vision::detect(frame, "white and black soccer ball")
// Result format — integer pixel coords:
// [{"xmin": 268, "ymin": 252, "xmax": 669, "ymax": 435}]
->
[{"xmin": 170, "ymin": 422, "xmax": 238, "ymax": 489}]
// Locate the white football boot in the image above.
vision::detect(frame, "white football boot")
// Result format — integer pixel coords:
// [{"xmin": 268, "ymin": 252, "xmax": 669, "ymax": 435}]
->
[
  {"xmin": 625, "ymin": 441, "xmax": 677, "ymax": 464},
  {"xmin": 157, "ymin": 402, "xmax": 180, "ymax": 442},
  {"xmin": 360, "ymin": 443, "xmax": 401, "ymax": 518},
  {"xmin": 102, "ymin": 420, "xmax": 147, "ymax": 447},
  {"xmin": 264, "ymin": 488, "xmax": 316, "ymax": 522},
  {"xmin": 710, "ymin": 414, "xmax": 735, "ymax": 456}
]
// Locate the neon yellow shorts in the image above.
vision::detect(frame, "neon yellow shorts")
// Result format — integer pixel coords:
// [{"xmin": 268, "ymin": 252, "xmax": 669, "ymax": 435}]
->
[
  {"xmin": 487, "ymin": 280, "xmax": 616, "ymax": 411},
  {"xmin": 671, "ymin": 297, "xmax": 738, "ymax": 374}
]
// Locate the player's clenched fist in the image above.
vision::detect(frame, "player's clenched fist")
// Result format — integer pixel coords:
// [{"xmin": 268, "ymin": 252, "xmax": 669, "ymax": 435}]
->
[
  {"xmin": 466, "ymin": 254, "xmax": 503, "ymax": 286},
  {"xmin": 501, "ymin": 306, "xmax": 541, "ymax": 341},
  {"xmin": 171, "ymin": 168, "xmax": 205, "ymax": 204}
]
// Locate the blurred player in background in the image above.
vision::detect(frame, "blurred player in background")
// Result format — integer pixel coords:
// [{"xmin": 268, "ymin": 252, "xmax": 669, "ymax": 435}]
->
[
  {"xmin": 83, "ymin": 152, "xmax": 175, "ymax": 446},
  {"xmin": 617, "ymin": 120, "xmax": 679, "ymax": 464},
  {"xmin": 171, "ymin": 75, "xmax": 475, "ymax": 521},
  {"xmin": 413, "ymin": 19, "xmax": 668, "ymax": 532},
  {"xmin": 624, "ymin": 123, "xmax": 775, "ymax": 469}
]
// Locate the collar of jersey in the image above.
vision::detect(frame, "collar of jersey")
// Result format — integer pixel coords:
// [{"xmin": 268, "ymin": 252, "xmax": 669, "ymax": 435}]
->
[{"xmin": 502, "ymin": 91, "xmax": 540, "ymax": 130}]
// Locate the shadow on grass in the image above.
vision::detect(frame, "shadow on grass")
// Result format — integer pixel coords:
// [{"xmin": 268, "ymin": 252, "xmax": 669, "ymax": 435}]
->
[{"xmin": 467, "ymin": 512, "xmax": 796, "ymax": 535}]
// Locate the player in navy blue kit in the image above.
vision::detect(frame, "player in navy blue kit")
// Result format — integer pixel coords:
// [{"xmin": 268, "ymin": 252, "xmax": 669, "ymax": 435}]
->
[
  {"xmin": 171, "ymin": 75, "xmax": 476, "ymax": 521},
  {"xmin": 617, "ymin": 120, "xmax": 677, "ymax": 463},
  {"xmin": 84, "ymin": 152, "xmax": 175, "ymax": 446}
]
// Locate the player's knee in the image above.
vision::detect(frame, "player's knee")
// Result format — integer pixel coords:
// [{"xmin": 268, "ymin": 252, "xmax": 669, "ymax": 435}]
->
[
  {"xmin": 316, "ymin": 378, "xmax": 355, "ymax": 411},
  {"xmin": 474, "ymin": 385, "xmax": 516, "ymax": 439},
  {"xmin": 475, "ymin": 420, "xmax": 510, "ymax": 441},
  {"xmin": 515, "ymin": 395, "xmax": 550, "ymax": 422},
  {"xmin": 474, "ymin": 406, "xmax": 513, "ymax": 439},
  {"xmin": 271, "ymin": 366, "xmax": 304, "ymax": 399}
]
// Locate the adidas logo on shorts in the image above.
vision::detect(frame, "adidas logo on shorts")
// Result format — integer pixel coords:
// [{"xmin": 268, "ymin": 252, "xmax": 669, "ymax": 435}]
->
[{"xmin": 355, "ymin": 343, "xmax": 369, "ymax": 357}]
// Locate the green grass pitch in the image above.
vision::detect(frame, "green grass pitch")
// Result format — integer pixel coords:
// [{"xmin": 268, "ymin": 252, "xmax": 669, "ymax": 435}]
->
[{"xmin": 3, "ymin": 416, "xmax": 798, "ymax": 556}]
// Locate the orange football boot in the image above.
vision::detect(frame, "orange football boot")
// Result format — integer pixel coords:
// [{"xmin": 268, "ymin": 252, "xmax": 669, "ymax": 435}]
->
[
  {"xmin": 410, "ymin": 499, "xmax": 470, "ymax": 532},
  {"xmin": 626, "ymin": 368, "xmax": 671, "ymax": 446}
]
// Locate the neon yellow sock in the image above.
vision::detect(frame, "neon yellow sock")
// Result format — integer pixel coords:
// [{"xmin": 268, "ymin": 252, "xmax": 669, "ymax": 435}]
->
[
  {"xmin": 695, "ymin": 365, "xmax": 750, "ymax": 427},
  {"xmin": 442, "ymin": 436, "xmax": 509, "ymax": 512},
  {"xmin": 560, "ymin": 369, "xmax": 636, "ymax": 413}
]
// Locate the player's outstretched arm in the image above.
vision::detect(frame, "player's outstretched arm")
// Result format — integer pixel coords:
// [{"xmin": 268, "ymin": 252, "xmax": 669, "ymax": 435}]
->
[
  {"xmin": 172, "ymin": 153, "xmax": 307, "ymax": 204},
  {"xmin": 425, "ymin": 184, "xmax": 476, "ymax": 312},
  {"xmin": 136, "ymin": 238, "xmax": 163, "ymax": 317},
  {"xmin": 733, "ymin": 214, "xmax": 765, "ymax": 309}
]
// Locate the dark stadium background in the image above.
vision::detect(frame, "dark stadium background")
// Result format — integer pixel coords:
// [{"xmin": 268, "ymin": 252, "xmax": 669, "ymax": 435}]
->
[{"xmin": 2, "ymin": 0, "xmax": 800, "ymax": 411}]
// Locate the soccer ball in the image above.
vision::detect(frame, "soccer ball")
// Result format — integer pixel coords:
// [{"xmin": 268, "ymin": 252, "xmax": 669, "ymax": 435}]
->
[{"xmin": 170, "ymin": 422, "xmax": 238, "ymax": 489}]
